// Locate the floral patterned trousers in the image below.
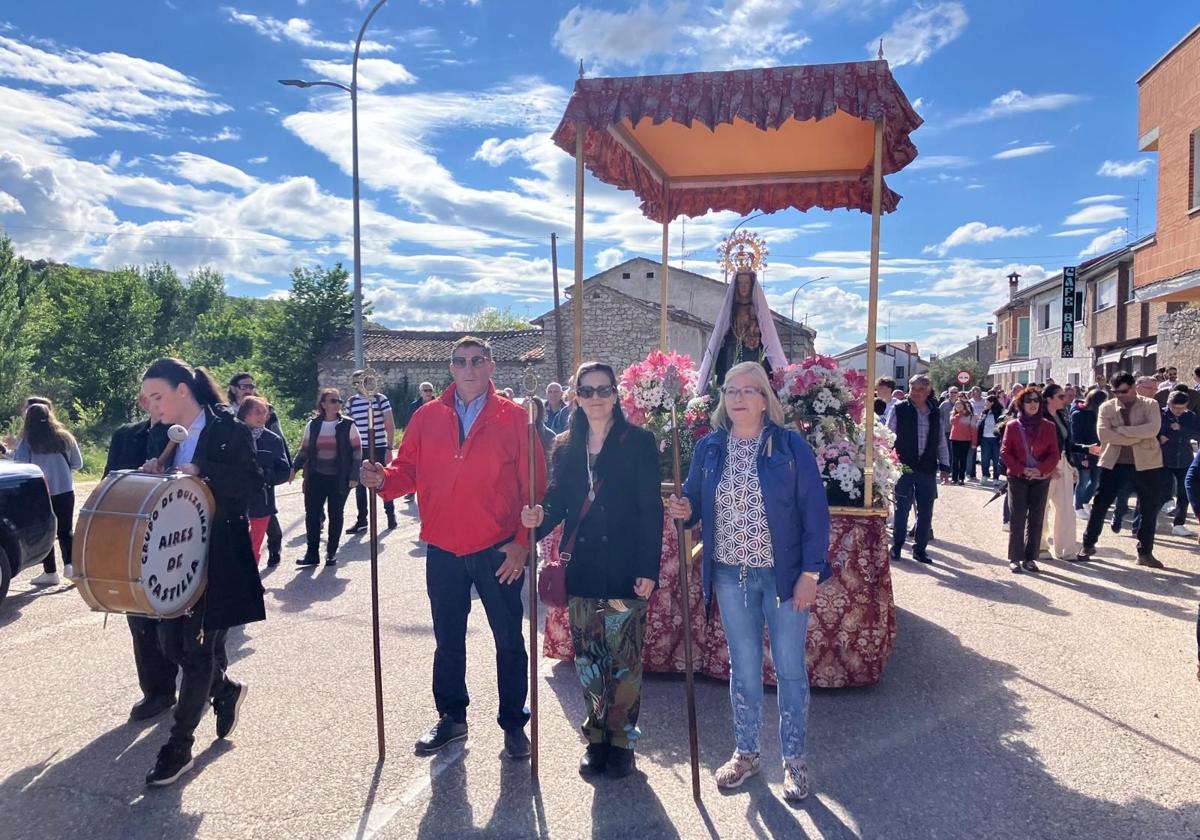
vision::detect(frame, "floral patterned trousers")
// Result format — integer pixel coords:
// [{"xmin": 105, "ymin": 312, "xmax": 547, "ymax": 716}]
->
[{"xmin": 568, "ymin": 596, "xmax": 649, "ymax": 750}]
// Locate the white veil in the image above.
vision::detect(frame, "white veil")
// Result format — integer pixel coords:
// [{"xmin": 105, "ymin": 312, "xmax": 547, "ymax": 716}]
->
[{"xmin": 696, "ymin": 274, "xmax": 789, "ymax": 393}]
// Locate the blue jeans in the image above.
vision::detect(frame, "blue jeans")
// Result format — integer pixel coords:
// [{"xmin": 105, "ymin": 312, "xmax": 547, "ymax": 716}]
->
[
  {"xmin": 1074, "ymin": 463, "xmax": 1100, "ymax": 509},
  {"xmin": 893, "ymin": 471, "xmax": 937, "ymax": 555},
  {"xmin": 714, "ymin": 564, "xmax": 810, "ymax": 760},
  {"xmin": 979, "ymin": 437, "xmax": 1000, "ymax": 480}
]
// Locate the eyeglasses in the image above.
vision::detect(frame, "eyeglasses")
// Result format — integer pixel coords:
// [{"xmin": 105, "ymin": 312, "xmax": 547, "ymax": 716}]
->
[
  {"xmin": 237, "ymin": 383, "xmax": 256, "ymax": 391},
  {"xmin": 326, "ymin": 397, "xmax": 343, "ymax": 404},
  {"xmin": 721, "ymin": 386, "xmax": 763, "ymax": 400},
  {"xmin": 1112, "ymin": 388, "xmax": 1131, "ymax": 396},
  {"xmin": 451, "ymin": 356, "xmax": 489, "ymax": 368},
  {"xmin": 576, "ymin": 385, "xmax": 616, "ymax": 399}
]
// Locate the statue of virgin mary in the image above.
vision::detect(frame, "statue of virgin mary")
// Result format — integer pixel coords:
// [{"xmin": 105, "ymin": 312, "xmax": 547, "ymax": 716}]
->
[{"xmin": 696, "ymin": 266, "xmax": 789, "ymax": 393}]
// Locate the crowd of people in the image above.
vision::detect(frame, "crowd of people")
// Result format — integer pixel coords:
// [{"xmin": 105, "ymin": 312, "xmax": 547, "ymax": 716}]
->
[{"xmin": 877, "ymin": 364, "xmax": 1200, "ymax": 573}]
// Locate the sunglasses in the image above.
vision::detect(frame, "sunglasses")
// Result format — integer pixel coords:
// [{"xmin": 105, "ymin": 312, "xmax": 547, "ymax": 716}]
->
[
  {"xmin": 1022, "ymin": 396, "xmax": 1041, "ymax": 404},
  {"xmin": 576, "ymin": 385, "xmax": 616, "ymax": 399},
  {"xmin": 451, "ymin": 356, "xmax": 489, "ymax": 368},
  {"xmin": 1112, "ymin": 388, "xmax": 1131, "ymax": 396},
  {"xmin": 326, "ymin": 397, "xmax": 343, "ymax": 404}
]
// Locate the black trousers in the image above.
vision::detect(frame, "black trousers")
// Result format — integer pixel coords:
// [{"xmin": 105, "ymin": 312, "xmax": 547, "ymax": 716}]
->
[
  {"xmin": 304, "ymin": 472, "xmax": 348, "ymax": 558},
  {"xmin": 1167, "ymin": 467, "xmax": 1189, "ymax": 526},
  {"xmin": 1085, "ymin": 465, "xmax": 1166, "ymax": 555},
  {"xmin": 43, "ymin": 491, "xmax": 75, "ymax": 573},
  {"xmin": 1007, "ymin": 477, "xmax": 1050, "ymax": 564},
  {"xmin": 266, "ymin": 514, "xmax": 282, "ymax": 561},
  {"xmin": 426, "ymin": 543, "xmax": 529, "ymax": 732},
  {"xmin": 128, "ymin": 614, "xmax": 178, "ymax": 700},
  {"xmin": 354, "ymin": 456, "xmax": 395, "ymax": 523},
  {"xmin": 950, "ymin": 441, "xmax": 970, "ymax": 483},
  {"xmin": 156, "ymin": 603, "xmax": 237, "ymax": 749}
]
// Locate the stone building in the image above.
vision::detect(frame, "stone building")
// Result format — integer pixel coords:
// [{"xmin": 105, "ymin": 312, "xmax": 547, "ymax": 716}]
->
[
  {"xmin": 831, "ymin": 341, "xmax": 928, "ymax": 382},
  {"xmin": 942, "ymin": 328, "xmax": 998, "ymax": 386},
  {"xmin": 316, "ymin": 256, "xmax": 817, "ymax": 412},
  {"xmin": 318, "ymin": 329, "xmax": 545, "ymax": 418},
  {"xmin": 533, "ymin": 257, "xmax": 815, "ymax": 382}
]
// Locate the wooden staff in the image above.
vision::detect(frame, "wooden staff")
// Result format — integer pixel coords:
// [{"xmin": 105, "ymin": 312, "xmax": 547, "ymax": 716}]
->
[
  {"xmin": 359, "ymin": 369, "xmax": 386, "ymax": 761},
  {"xmin": 523, "ymin": 368, "xmax": 540, "ymax": 780},
  {"xmin": 665, "ymin": 365, "xmax": 701, "ymax": 801}
]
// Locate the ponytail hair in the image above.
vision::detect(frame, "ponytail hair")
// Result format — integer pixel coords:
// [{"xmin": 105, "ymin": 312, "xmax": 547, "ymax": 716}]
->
[{"xmin": 143, "ymin": 357, "xmax": 226, "ymax": 408}]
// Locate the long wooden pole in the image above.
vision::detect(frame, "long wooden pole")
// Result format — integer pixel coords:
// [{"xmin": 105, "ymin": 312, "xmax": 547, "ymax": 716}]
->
[
  {"xmin": 668, "ymin": 392, "xmax": 701, "ymax": 802},
  {"xmin": 573, "ymin": 124, "xmax": 585, "ymax": 372},
  {"xmin": 524, "ymin": 372, "xmax": 540, "ymax": 780},
  {"xmin": 863, "ymin": 119, "xmax": 885, "ymax": 510},
  {"xmin": 550, "ymin": 233, "xmax": 565, "ymax": 384},
  {"xmin": 660, "ymin": 183, "xmax": 670, "ymax": 350},
  {"xmin": 367, "ymin": 396, "xmax": 385, "ymax": 760}
]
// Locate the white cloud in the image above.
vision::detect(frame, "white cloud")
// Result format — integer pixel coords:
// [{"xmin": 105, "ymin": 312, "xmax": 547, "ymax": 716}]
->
[
  {"xmin": 923, "ymin": 222, "xmax": 1038, "ymax": 257},
  {"xmin": 595, "ymin": 247, "xmax": 625, "ymax": 270},
  {"xmin": 1049, "ymin": 228, "xmax": 1101, "ymax": 238},
  {"xmin": 991, "ymin": 143, "xmax": 1053, "ymax": 160},
  {"xmin": 949, "ymin": 89, "xmax": 1086, "ymax": 127},
  {"xmin": 247, "ymin": 156, "xmax": 269, "ymax": 165},
  {"xmin": 870, "ymin": 2, "xmax": 968, "ymax": 68},
  {"xmin": 1075, "ymin": 194, "xmax": 1123, "ymax": 205},
  {"xmin": 301, "ymin": 58, "xmax": 417, "ymax": 90},
  {"xmin": 1079, "ymin": 227, "xmax": 1127, "ymax": 258},
  {"xmin": 555, "ymin": 1, "xmax": 811, "ymax": 71},
  {"xmin": 1063, "ymin": 204, "xmax": 1126, "ymax": 225},
  {"xmin": 192, "ymin": 126, "xmax": 241, "ymax": 143},
  {"xmin": 158, "ymin": 153, "xmax": 260, "ymax": 192},
  {"xmin": 906, "ymin": 154, "xmax": 974, "ymax": 171},
  {"xmin": 0, "ymin": 189, "xmax": 24, "ymax": 214},
  {"xmin": 1097, "ymin": 159, "xmax": 1153, "ymax": 178},
  {"xmin": 222, "ymin": 8, "xmax": 393, "ymax": 53}
]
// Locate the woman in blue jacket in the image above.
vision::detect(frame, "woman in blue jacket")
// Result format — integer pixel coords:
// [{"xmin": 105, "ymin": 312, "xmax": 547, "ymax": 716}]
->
[{"xmin": 667, "ymin": 361, "xmax": 830, "ymax": 803}]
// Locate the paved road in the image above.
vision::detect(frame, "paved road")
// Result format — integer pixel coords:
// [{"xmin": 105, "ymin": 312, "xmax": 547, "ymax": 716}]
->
[{"xmin": 3, "ymin": 480, "xmax": 1199, "ymax": 839}]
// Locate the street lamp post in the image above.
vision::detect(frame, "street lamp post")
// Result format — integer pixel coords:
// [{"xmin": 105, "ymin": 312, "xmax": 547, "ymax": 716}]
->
[
  {"xmin": 280, "ymin": 0, "xmax": 389, "ymax": 370},
  {"xmin": 789, "ymin": 275, "xmax": 829, "ymax": 358}
]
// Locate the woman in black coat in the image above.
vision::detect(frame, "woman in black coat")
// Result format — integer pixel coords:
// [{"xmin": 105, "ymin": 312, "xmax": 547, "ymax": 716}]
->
[
  {"xmin": 237, "ymin": 395, "xmax": 292, "ymax": 565},
  {"xmin": 521, "ymin": 362, "xmax": 663, "ymax": 780},
  {"xmin": 139, "ymin": 357, "xmax": 265, "ymax": 787}
]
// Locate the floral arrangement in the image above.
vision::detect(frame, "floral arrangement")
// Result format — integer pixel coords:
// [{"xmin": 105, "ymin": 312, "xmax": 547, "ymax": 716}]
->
[
  {"xmin": 775, "ymin": 356, "xmax": 898, "ymax": 507},
  {"xmin": 618, "ymin": 350, "xmax": 708, "ymax": 480}
]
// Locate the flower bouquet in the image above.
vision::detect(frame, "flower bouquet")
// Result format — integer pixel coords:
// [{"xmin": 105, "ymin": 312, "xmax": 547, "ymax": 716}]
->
[
  {"xmin": 618, "ymin": 350, "xmax": 710, "ymax": 480},
  {"xmin": 774, "ymin": 355, "xmax": 897, "ymax": 508}
]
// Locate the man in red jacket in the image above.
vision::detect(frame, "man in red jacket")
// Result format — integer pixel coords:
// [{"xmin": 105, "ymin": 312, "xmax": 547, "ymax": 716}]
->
[{"xmin": 361, "ymin": 336, "xmax": 546, "ymax": 760}]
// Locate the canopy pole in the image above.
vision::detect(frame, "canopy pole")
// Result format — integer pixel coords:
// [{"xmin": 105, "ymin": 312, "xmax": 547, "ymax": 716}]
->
[
  {"xmin": 863, "ymin": 119, "xmax": 885, "ymax": 510},
  {"xmin": 660, "ymin": 182, "xmax": 670, "ymax": 350},
  {"xmin": 573, "ymin": 124, "xmax": 585, "ymax": 372}
]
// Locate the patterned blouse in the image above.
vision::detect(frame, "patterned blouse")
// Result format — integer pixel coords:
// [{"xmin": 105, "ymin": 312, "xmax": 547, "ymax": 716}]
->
[{"xmin": 714, "ymin": 434, "xmax": 774, "ymax": 568}]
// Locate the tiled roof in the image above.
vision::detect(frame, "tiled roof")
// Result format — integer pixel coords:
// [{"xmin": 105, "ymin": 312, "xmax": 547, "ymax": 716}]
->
[{"xmin": 322, "ymin": 329, "xmax": 545, "ymax": 364}]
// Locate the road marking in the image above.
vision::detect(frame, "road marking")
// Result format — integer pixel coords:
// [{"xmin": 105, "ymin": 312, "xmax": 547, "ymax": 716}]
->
[{"xmin": 340, "ymin": 744, "xmax": 466, "ymax": 840}]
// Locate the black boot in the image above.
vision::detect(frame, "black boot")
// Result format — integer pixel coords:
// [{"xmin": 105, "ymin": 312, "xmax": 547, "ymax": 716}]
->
[
  {"xmin": 605, "ymin": 746, "xmax": 635, "ymax": 778},
  {"xmin": 579, "ymin": 743, "xmax": 608, "ymax": 776}
]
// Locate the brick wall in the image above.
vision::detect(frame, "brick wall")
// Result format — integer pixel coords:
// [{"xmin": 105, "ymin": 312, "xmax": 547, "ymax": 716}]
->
[{"xmin": 1136, "ymin": 30, "xmax": 1200, "ymax": 289}]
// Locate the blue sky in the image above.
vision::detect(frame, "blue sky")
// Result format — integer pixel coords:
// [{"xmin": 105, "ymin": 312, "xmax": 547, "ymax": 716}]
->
[{"xmin": 0, "ymin": 1, "xmax": 1195, "ymax": 355}]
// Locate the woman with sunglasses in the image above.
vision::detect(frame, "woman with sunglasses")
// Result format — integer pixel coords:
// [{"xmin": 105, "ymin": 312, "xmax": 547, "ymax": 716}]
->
[
  {"xmin": 1000, "ymin": 386, "xmax": 1060, "ymax": 573},
  {"xmin": 521, "ymin": 362, "xmax": 662, "ymax": 778},
  {"xmin": 667, "ymin": 361, "xmax": 830, "ymax": 803},
  {"xmin": 291, "ymin": 387, "xmax": 362, "ymax": 566}
]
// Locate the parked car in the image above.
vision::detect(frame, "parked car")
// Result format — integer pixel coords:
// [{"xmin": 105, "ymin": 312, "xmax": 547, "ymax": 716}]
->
[{"xmin": 0, "ymin": 460, "xmax": 58, "ymax": 608}]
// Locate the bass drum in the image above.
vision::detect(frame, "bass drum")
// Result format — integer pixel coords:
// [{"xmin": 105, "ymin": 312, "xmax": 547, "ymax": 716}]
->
[{"xmin": 73, "ymin": 471, "xmax": 215, "ymax": 618}]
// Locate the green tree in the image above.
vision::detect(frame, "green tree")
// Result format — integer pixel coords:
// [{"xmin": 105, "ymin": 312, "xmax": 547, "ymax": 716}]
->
[
  {"xmin": 0, "ymin": 236, "xmax": 33, "ymax": 420},
  {"xmin": 929, "ymin": 356, "xmax": 985, "ymax": 394},
  {"xmin": 260, "ymin": 263, "xmax": 354, "ymax": 414},
  {"xmin": 141, "ymin": 262, "xmax": 186, "ymax": 352},
  {"xmin": 28, "ymin": 266, "xmax": 160, "ymax": 423},
  {"xmin": 453, "ymin": 305, "xmax": 530, "ymax": 332}
]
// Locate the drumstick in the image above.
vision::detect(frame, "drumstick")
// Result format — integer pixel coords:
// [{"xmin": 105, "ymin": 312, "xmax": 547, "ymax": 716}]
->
[{"xmin": 156, "ymin": 425, "xmax": 189, "ymax": 470}]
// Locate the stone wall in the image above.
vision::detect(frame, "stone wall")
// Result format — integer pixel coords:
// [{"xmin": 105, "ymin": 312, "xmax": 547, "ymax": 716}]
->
[{"xmin": 1157, "ymin": 306, "xmax": 1200, "ymax": 377}]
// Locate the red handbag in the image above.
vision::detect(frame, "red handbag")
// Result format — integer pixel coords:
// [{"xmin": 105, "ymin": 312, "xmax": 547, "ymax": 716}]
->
[{"xmin": 537, "ymin": 481, "xmax": 600, "ymax": 610}]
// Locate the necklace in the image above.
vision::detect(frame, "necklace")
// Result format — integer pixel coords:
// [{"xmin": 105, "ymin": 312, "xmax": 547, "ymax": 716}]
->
[{"xmin": 585, "ymin": 422, "xmax": 612, "ymax": 502}]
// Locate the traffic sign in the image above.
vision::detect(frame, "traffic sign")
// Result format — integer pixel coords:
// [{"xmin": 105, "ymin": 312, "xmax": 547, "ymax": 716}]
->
[{"xmin": 956, "ymin": 370, "xmax": 971, "ymax": 386}]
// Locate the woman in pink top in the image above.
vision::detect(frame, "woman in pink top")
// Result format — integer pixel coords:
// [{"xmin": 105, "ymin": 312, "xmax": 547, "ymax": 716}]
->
[
  {"xmin": 1000, "ymin": 386, "xmax": 1060, "ymax": 574},
  {"xmin": 948, "ymin": 398, "xmax": 977, "ymax": 486}
]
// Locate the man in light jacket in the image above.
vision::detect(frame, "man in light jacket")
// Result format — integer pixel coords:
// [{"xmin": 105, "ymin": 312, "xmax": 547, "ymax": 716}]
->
[{"xmin": 1076, "ymin": 371, "xmax": 1167, "ymax": 568}]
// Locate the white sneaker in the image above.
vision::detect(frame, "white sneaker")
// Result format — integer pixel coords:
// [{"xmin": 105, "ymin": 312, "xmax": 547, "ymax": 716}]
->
[
  {"xmin": 1172, "ymin": 525, "xmax": 1194, "ymax": 537},
  {"xmin": 63, "ymin": 563, "xmax": 75, "ymax": 578},
  {"xmin": 1001, "ymin": 523, "xmax": 1010, "ymax": 532},
  {"xmin": 1075, "ymin": 508, "xmax": 1089, "ymax": 520},
  {"xmin": 30, "ymin": 571, "xmax": 61, "ymax": 586}
]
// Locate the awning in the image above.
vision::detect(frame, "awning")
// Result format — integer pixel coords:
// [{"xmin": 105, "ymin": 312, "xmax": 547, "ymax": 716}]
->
[
  {"xmin": 1097, "ymin": 349, "xmax": 1124, "ymax": 365},
  {"xmin": 552, "ymin": 61, "xmax": 923, "ymax": 222},
  {"xmin": 987, "ymin": 361, "xmax": 1013, "ymax": 375},
  {"xmin": 1123, "ymin": 343, "xmax": 1153, "ymax": 359},
  {"xmin": 1010, "ymin": 360, "xmax": 1039, "ymax": 373},
  {"xmin": 1146, "ymin": 343, "xmax": 1158, "ymax": 356}
]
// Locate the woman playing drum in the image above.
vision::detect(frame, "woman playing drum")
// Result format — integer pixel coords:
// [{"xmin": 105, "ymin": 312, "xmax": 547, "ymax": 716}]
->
[{"xmin": 138, "ymin": 358, "xmax": 266, "ymax": 786}]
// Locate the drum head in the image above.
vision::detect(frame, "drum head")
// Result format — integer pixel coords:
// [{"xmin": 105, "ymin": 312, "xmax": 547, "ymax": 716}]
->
[{"xmin": 139, "ymin": 476, "xmax": 213, "ymax": 617}]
